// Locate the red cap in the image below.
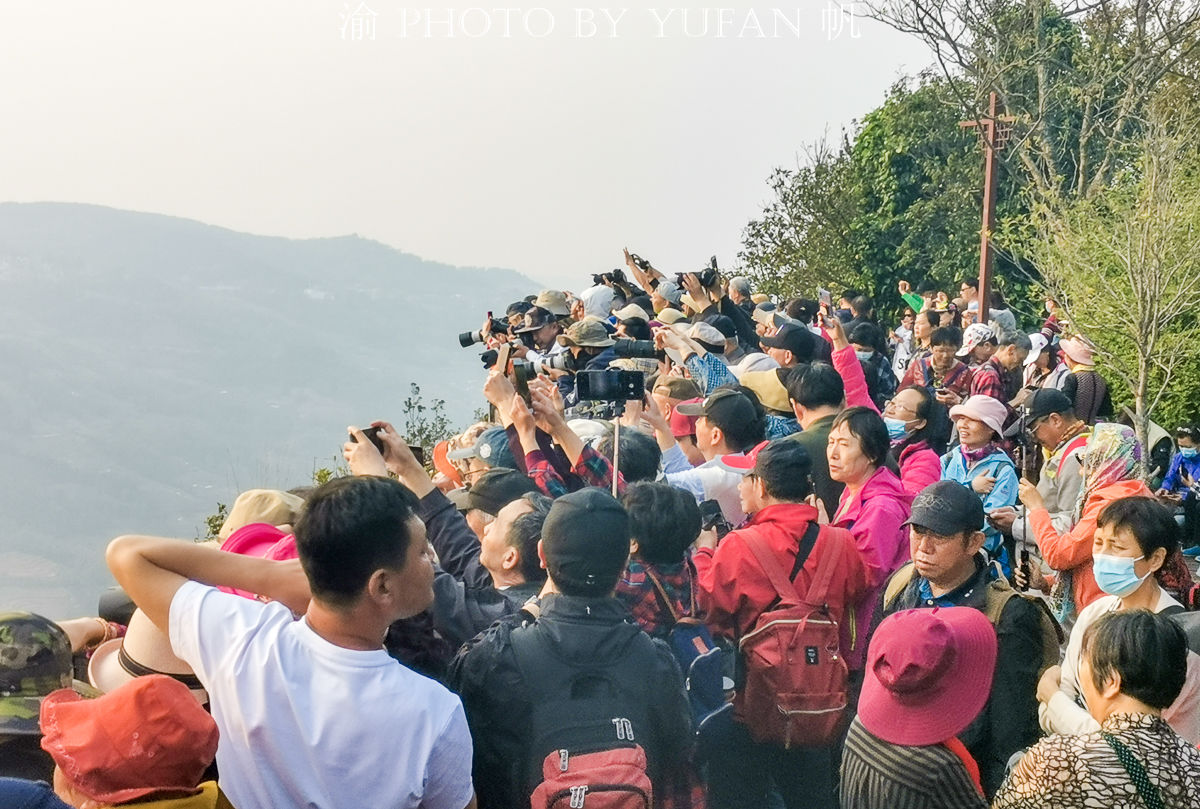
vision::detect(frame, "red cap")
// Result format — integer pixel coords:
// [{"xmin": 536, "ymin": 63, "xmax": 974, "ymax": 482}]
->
[
  {"xmin": 40, "ymin": 674, "xmax": 218, "ymax": 804},
  {"xmin": 433, "ymin": 439, "xmax": 463, "ymax": 487},
  {"xmin": 720, "ymin": 440, "xmax": 769, "ymax": 472},
  {"xmin": 670, "ymin": 398, "xmax": 701, "ymax": 438}
]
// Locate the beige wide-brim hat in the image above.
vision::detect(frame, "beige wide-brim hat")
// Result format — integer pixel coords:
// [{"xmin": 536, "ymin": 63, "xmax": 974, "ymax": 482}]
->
[
  {"xmin": 88, "ymin": 610, "xmax": 207, "ymax": 704},
  {"xmin": 218, "ymin": 488, "xmax": 305, "ymax": 540}
]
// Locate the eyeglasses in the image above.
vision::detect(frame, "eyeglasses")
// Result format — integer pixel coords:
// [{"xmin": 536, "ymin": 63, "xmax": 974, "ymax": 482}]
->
[{"xmin": 883, "ymin": 399, "xmax": 917, "ymax": 418}]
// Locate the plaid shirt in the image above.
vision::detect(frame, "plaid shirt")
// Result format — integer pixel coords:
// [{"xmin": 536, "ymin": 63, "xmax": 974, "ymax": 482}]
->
[
  {"xmin": 525, "ymin": 445, "xmax": 625, "ymax": 499},
  {"xmin": 615, "ymin": 559, "xmax": 696, "ymax": 640},
  {"xmin": 970, "ymin": 357, "xmax": 1011, "ymax": 403}
]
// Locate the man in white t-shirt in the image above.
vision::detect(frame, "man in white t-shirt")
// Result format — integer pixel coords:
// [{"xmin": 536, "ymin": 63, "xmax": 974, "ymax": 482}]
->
[{"xmin": 106, "ymin": 471, "xmax": 476, "ymax": 809}]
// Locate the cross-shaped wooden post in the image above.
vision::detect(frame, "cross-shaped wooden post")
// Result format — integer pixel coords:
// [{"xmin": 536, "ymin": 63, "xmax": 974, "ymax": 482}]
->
[{"xmin": 960, "ymin": 92, "xmax": 1015, "ymax": 325}]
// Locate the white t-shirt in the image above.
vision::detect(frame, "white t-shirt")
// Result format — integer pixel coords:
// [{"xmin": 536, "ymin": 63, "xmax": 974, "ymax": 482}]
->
[
  {"xmin": 170, "ymin": 581, "xmax": 474, "ymax": 809},
  {"xmin": 1041, "ymin": 588, "xmax": 1200, "ymax": 744}
]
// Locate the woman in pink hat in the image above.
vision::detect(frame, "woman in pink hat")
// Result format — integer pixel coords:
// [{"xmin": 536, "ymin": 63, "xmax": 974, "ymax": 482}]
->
[
  {"xmin": 942, "ymin": 395, "xmax": 1019, "ymax": 573},
  {"xmin": 1059, "ymin": 336, "xmax": 1113, "ymax": 425}
]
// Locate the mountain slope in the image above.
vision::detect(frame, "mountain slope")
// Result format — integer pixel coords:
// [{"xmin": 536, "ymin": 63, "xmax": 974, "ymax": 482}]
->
[{"xmin": 0, "ymin": 202, "xmax": 535, "ymax": 615}]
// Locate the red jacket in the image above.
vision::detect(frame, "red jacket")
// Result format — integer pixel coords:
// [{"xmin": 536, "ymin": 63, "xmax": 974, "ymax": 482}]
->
[{"xmin": 693, "ymin": 503, "xmax": 869, "ymax": 643}]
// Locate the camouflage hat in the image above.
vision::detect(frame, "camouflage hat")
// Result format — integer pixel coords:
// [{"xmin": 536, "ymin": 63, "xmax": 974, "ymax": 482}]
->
[
  {"xmin": 557, "ymin": 318, "xmax": 615, "ymax": 349},
  {"xmin": 0, "ymin": 612, "xmax": 98, "ymax": 735}
]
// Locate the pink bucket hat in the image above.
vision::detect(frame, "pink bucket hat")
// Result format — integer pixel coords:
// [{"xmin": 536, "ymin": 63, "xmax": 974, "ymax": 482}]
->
[
  {"xmin": 858, "ymin": 607, "xmax": 998, "ymax": 746},
  {"xmin": 949, "ymin": 395, "xmax": 1008, "ymax": 439},
  {"xmin": 217, "ymin": 523, "xmax": 298, "ymax": 599},
  {"xmin": 1059, "ymin": 336, "xmax": 1096, "ymax": 365}
]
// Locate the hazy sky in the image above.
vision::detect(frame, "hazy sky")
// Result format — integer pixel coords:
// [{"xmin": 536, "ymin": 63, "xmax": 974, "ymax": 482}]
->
[{"xmin": 1, "ymin": 1, "xmax": 932, "ymax": 288}]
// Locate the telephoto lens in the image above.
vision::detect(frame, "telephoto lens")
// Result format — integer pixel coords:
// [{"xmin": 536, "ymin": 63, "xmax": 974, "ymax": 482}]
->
[
  {"xmin": 543, "ymin": 352, "xmax": 578, "ymax": 373},
  {"xmin": 612, "ymin": 340, "xmax": 660, "ymax": 360}
]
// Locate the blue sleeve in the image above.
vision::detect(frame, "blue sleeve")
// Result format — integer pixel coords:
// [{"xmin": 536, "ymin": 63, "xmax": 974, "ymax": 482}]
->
[
  {"xmin": 684, "ymin": 353, "xmax": 738, "ymax": 395},
  {"xmin": 1163, "ymin": 453, "xmax": 1183, "ymax": 492},
  {"xmin": 664, "ymin": 466, "xmax": 707, "ymax": 504},
  {"xmin": 983, "ymin": 462, "xmax": 1020, "ymax": 512},
  {"xmin": 661, "ymin": 443, "xmax": 694, "ymax": 474}
]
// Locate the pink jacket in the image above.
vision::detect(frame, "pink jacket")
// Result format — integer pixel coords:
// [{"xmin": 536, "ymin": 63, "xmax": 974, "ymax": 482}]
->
[
  {"xmin": 832, "ymin": 343, "xmax": 940, "ymax": 497},
  {"xmin": 832, "ymin": 465, "xmax": 913, "ymax": 669}
]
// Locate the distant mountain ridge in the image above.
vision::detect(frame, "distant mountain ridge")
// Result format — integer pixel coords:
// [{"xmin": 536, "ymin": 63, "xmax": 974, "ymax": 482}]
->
[{"xmin": 0, "ymin": 202, "xmax": 537, "ymax": 616}]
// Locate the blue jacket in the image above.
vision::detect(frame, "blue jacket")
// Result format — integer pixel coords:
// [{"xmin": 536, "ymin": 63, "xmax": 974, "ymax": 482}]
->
[
  {"xmin": 941, "ymin": 447, "xmax": 1019, "ymax": 572},
  {"xmin": 1161, "ymin": 451, "xmax": 1200, "ymax": 500}
]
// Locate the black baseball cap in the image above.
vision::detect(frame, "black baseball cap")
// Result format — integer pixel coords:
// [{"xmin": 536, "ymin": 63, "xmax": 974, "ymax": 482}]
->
[
  {"xmin": 759, "ymin": 323, "xmax": 817, "ymax": 362},
  {"xmin": 541, "ymin": 488, "xmax": 631, "ymax": 595},
  {"xmin": 904, "ymin": 481, "xmax": 985, "ymax": 536},
  {"xmin": 465, "ymin": 468, "xmax": 537, "ymax": 516},
  {"xmin": 675, "ymin": 388, "xmax": 758, "ymax": 435},
  {"xmin": 1024, "ymin": 389, "xmax": 1073, "ymax": 423}
]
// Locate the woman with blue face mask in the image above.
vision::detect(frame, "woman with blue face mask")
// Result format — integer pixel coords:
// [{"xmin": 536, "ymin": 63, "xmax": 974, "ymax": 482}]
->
[
  {"xmin": 1155, "ymin": 424, "xmax": 1200, "ymax": 557},
  {"xmin": 881, "ymin": 386, "xmax": 949, "ymax": 497},
  {"xmin": 1036, "ymin": 496, "xmax": 1200, "ymax": 746}
]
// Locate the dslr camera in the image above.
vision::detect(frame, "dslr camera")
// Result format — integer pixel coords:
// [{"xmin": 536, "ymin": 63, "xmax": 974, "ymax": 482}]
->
[
  {"xmin": 459, "ymin": 311, "xmax": 510, "ymax": 348},
  {"xmin": 543, "ymin": 351, "xmax": 579, "ymax": 374},
  {"xmin": 677, "ymin": 256, "xmax": 720, "ymax": 289},
  {"xmin": 576, "ymin": 369, "xmax": 645, "ymax": 402},
  {"xmin": 591, "ymin": 268, "xmax": 627, "ymax": 287}
]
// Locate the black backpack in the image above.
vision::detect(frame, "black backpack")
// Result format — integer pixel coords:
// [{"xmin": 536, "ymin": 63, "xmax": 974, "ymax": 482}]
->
[{"xmin": 510, "ymin": 626, "xmax": 656, "ymax": 808}]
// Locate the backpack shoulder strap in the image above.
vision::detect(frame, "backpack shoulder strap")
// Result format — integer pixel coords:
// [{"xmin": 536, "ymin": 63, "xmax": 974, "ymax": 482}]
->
[
  {"xmin": 740, "ymin": 526, "xmax": 804, "ymax": 607},
  {"xmin": 883, "ymin": 562, "xmax": 917, "ymax": 608},
  {"xmin": 805, "ymin": 525, "xmax": 852, "ymax": 608},
  {"xmin": 642, "ymin": 566, "xmax": 681, "ymax": 624}
]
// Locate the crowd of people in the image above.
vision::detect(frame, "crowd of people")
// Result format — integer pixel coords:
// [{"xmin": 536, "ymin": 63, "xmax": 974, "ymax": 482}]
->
[{"xmin": 3, "ymin": 252, "xmax": 1200, "ymax": 809}]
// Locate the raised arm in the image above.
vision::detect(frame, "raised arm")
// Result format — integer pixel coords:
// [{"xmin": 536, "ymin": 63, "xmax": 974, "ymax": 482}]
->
[{"xmin": 106, "ymin": 535, "xmax": 310, "ymax": 634}]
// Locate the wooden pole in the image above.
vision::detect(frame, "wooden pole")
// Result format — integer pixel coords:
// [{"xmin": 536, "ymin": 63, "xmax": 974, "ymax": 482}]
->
[{"xmin": 977, "ymin": 92, "xmax": 999, "ymax": 324}]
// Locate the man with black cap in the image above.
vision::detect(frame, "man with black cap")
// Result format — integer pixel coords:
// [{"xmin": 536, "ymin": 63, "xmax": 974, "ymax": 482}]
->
[
  {"xmin": 659, "ymin": 387, "xmax": 767, "ymax": 525},
  {"xmin": 987, "ymin": 389, "xmax": 1090, "ymax": 557},
  {"xmin": 880, "ymin": 480, "xmax": 1052, "ymax": 798},
  {"xmin": 759, "ymin": 322, "xmax": 819, "ymax": 368},
  {"xmin": 512, "ymin": 306, "xmax": 567, "ymax": 368},
  {"xmin": 693, "ymin": 439, "xmax": 868, "ymax": 809},
  {"xmin": 447, "ymin": 488, "xmax": 692, "ymax": 809}
]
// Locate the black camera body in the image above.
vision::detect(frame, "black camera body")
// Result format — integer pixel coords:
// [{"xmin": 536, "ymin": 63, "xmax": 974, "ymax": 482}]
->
[
  {"xmin": 677, "ymin": 256, "xmax": 720, "ymax": 290},
  {"xmin": 630, "ymin": 253, "xmax": 651, "ymax": 271},
  {"xmin": 591, "ymin": 268, "xmax": 628, "ymax": 287},
  {"xmin": 459, "ymin": 316, "xmax": 510, "ymax": 348},
  {"xmin": 576, "ymin": 369, "xmax": 645, "ymax": 402}
]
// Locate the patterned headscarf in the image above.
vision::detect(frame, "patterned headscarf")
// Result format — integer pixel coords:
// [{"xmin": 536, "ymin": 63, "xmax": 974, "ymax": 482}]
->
[
  {"xmin": 1074, "ymin": 422, "xmax": 1143, "ymax": 519},
  {"xmin": 1051, "ymin": 423, "xmax": 1143, "ymax": 623}
]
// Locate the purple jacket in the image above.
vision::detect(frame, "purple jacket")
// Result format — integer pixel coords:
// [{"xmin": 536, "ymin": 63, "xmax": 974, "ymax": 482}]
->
[{"xmin": 832, "ymin": 465, "xmax": 913, "ymax": 669}]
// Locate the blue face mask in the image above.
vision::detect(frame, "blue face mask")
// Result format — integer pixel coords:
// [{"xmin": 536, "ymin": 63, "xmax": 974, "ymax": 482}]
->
[
  {"xmin": 1092, "ymin": 553, "xmax": 1150, "ymax": 598},
  {"xmin": 1181, "ymin": 447, "xmax": 1198, "ymax": 459},
  {"xmin": 884, "ymin": 416, "xmax": 910, "ymax": 442},
  {"xmin": 855, "ymin": 350, "xmax": 874, "ymax": 362}
]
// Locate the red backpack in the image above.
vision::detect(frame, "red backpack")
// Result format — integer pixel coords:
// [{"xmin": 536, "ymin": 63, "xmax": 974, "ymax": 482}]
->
[{"xmin": 734, "ymin": 523, "xmax": 854, "ymax": 748}]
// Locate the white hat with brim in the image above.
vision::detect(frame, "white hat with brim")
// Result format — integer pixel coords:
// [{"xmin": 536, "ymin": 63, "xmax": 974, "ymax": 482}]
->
[
  {"xmin": 87, "ymin": 610, "xmax": 207, "ymax": 704},
  {"xmin": 1024, "ymin": 333, "xmax": 1048, "ymax": 367}
]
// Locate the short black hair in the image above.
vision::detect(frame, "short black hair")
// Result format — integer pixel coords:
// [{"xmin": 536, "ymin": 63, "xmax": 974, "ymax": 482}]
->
[
  {"xmin": 890, "ymin": 385, "xmax": 950, "ymax": 457},
  {"xmin": 508, "ymin": 492, "xmax": 552, "ymax": 583},
  {"xmin": 916, "ymin": 310, "xmax": 941, "ymax": 330},
  {"xmin": 621, "ymin": 482, "xmax": 701, "ymax": 564},
  {"xmin": 618, "ymin": 319, "xmax": 652, "ymax": 341},
  {"xmin": 841, "ymin": 288, "xmax": 863, "ymax": 302},
  {"xmin": 295, "ymin": 476, "xmax": 421, "ymax": 607},
  {"xmin": 1175, "ymin": 424, "xmax": 1200, "ymax": 442},
  {"xmin": 785, "ymin": 298, "xmax": 819, "ymax": 324},
  {"xmin": 596, "ymin": 429, "xmax": 662, "ymax": 484},
  {"xmin": 755, "ymin": 440, "xmax": 814, "ymax": 502},
  {"xmin": 831, "ymin": 407, "xmax": 891, "ymax": 467},
  {"xmin": 1095, "ymin": 497, "xmax": 1181, "ymax": 561},
  {"xmin": 849, "ymin": 295, "xmax": 874, "ymax": 317},
  {"xmin": 785, "ymin": 363, "xmax": 844, "ymax": 411},
  {"xmin": 849, "ymin": 322, "xmax": 883, "ymax": 350},
  {"xmin": 1081, "ymin": 610, "xmax": 1188, "ymax": 710},
  {"xmin": 960, "ymin": 278, "xmax": 979, "ymax": 291},
  {"xmin": 930, "ymin": 326, "xmax": 962, "ymax": 348}
]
